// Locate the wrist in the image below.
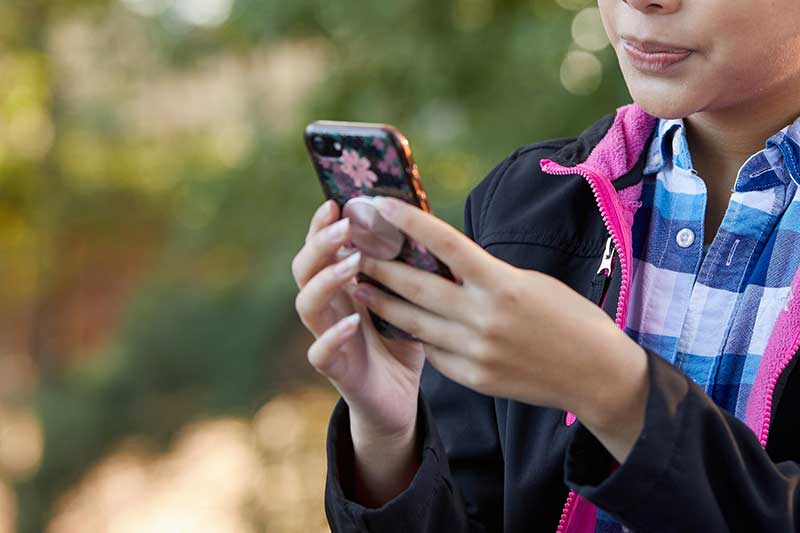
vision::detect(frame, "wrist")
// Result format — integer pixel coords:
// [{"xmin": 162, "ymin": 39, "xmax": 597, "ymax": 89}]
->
[
  {"xmin": 349, "ymin": 409, "xmax": 421, "ymax": 507},
  {"xmin": 575, "ymin": 326, "xmax": 649, "ymax": 455},
  {"xmin": 350, "ymin": 411, "xmax": 418, "ymax": 453}
]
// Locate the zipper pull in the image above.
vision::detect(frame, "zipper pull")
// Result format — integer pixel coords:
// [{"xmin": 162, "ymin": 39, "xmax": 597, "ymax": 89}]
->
[{"xmin": 597, "ymin": 236, "xmax": 615, "ymax": 276}]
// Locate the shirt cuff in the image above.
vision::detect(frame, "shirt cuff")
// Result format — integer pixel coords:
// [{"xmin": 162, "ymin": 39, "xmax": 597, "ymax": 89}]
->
[
  {"xmin": 324, "ymin": 391, "xmax": 449, "ymax": 532},
  {"xmin": 563, "ymin": 348, "xmax": 691, "ymax": 517}
]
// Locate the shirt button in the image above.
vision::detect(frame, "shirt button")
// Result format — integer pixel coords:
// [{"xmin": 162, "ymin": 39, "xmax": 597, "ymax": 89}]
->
[{"xmin": 676, "ymin": 228, "xmax": 695, "ymax": 248}]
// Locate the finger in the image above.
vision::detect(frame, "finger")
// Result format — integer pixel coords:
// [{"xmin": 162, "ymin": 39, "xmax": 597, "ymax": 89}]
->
[
  {"xmin": 352, "ymin": 282, "xmax": 470, "ymax": 353},
  {"xmin": 292, "ymin": 218, "xmax": 352, "ymax": 289},
  {"xmin": 423, "ymin": 344, "xmax": 488, "ymax": 394},
  {"xmin": 295, "ymin": 252, "xmax": 362, "ymax": 333},
  {"xmin": 359, "ymin": 255, "xmax": 469, "ymax": 322},
  {"xmin": 306, "ymin": 199, "xmax": 339, "ymax": 242},
  {"xmin": 307, "ymin": 313, "xmax": 361, "ymax": 380},
  {"xmin": 371, "ymin": 196, "xmax": 496, "ymax": 282}
]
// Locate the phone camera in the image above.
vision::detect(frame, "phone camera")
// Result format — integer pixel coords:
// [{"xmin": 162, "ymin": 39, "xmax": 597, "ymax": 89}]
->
[{"xmin": 311, "ymin": 135, "xmax": 343, "ymax": 157}]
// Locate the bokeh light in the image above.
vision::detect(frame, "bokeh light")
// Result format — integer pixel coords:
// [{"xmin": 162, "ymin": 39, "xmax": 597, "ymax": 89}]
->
[
  {"xmin": 555, "ymin": 0, "xmax": 595, "ymax": 11},
  {"xmin": 0, "ymin": 407, "xmax": 43, "ymax": 481},
  {"xmin": 571, "ymin": 8, "xmax": 610, "ymax": 52},
  {"xmin": 121, "ymin": 0, "xmax": 234, "ymax": 27},
  {"xmin": 46, "ymin": 386, "xmax": 337, "ymax": 533},
  {"xmin": 173, "ymin": 0, "xmax": 234, "ymax": 28},
  {"xmin": 560, "ymin": 49, "xmax": 603, "ymax": 95}
]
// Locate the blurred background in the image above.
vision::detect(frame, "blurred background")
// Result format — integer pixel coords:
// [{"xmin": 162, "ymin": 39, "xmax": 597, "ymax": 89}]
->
[{"xmin": 0, "ymin": 0, "xmax": 630, "ymax": 531}]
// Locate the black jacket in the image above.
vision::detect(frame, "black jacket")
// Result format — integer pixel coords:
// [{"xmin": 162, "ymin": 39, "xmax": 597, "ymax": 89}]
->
[{"xmin": 322, "ymin": 108, "xmax": 800, "ymax": 532}]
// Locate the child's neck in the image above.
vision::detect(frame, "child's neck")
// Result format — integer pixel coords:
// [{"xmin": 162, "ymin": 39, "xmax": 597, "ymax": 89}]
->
[{"xmin": 682, "ymin": 85, "xmax": 800, "ymax": 245}]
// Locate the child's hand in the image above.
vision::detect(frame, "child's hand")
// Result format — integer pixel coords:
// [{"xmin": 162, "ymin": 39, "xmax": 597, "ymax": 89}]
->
[
  {"xmin": 292, "ymin": 199, "xmax": 426, "ymax": 442},
  {"xmin": 353, "ymin": 196, "xmax": 649, "ymax": 460}
]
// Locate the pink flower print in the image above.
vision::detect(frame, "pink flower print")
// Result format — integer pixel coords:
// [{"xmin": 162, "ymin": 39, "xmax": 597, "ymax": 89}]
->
[
  {"xmin": 378, "ymin": 160, "xmax": 390, "ymax": 173},
  {"xmin": 320, "ymin": 159, "xmax": 333, "ymax": 169},
  {"xmin": 372, "ymin": 137, "xmax": 385, "ymax": 150},
  {"xmin": 339, "ymin": 149, "xmax": 379, "ymax": 188},
  {"xmin": 384, "ymin": 146, "xmax": 401, "ymax": 176},
  {"xmin": 333, "ymin": 170, "xmax": 359, "ymax": 197}
]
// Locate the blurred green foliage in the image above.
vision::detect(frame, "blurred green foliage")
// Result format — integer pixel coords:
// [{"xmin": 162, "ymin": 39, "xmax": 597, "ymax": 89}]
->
[{"xmin": 0, "ymin": 0, "xmax": 630, "ymax": 530}]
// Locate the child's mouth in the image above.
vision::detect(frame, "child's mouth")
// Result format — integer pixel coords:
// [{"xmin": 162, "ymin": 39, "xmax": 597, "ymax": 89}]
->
[{"xmin": 621, "ymin": 37, "xmax": 693, "ymax": 74}]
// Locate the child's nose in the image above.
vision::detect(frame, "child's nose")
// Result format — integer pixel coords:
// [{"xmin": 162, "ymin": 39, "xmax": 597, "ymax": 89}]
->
[{"xmin": 623, "ymin": 0, "xmax": 681, "ymax": 15}]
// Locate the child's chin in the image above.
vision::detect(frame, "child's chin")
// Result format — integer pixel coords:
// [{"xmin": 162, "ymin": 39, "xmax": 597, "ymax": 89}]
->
[{"xmin": 625, "ymin": 80, "xmax": 703, "ymax": 120}]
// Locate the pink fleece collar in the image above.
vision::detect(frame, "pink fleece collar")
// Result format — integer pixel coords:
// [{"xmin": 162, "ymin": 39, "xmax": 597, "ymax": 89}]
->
[{"xmin": 583, "ymin": 104, "xmax": 658, "ymax": 183}]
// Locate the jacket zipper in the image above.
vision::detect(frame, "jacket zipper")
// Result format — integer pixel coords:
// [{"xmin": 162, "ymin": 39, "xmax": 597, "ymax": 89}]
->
[
  {"xmin": 565, "ymin": 238, "xmax": 616, "ymax": 427},
  {"xmin": 541, "ymin": 162, "xmax": 632, "ymax": 330},
  {"xmin": 541, "ymin": 160, "xmax": 633, "ymax": 533},
  {"xmin": 597, "ymin": 237, "xmax": 616, "ymax": 310}
]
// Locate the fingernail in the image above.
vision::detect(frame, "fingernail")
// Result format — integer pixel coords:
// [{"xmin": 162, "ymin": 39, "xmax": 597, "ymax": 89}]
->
[
  {"xmin": 330, "ymin": 218, "xmax": 350, "ymax": 239},
  {"xmin": 335, "ymin": 251, "xmax": 361, "ymax": 277},
  {"xmin": 353, "ymin": 285, "xmax": 372, "ymax": 304},
  {"xmin": 338, "ymin": 313, "xmax": 361, "ymax": 335},
  {"xmin": 318, "ymin": 199, "xmax": 334, "ymax": 218}
]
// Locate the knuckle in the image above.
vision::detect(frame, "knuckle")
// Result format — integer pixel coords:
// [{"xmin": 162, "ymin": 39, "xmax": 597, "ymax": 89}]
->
[
  {"xmin": 307, "ymin": 333, "xmax": 340, "ymax": 376},
  {"xmin": 438, "ymin": 239, "xmax": 457, "ymax": 259},
  {"xmin": 493, "ymin": 284, "xmax": 518, "ymax": 307},
  {"xmin": 468, "ymin": 337, "xmax": 492, "ymax": 362},
  {"xmin": 294, "ymin": 290, "xmax": 310, "ymax": 319},
  {"xmin": 366, "ymin": 288, "xmax": 387, "ymax": 313},
  {"xmin": 464, "ymin": 365, "xmax": 489, "ymax": 390},
  {"xmin": 306, "ymin": 345, "xmax": 327, "ymax": 374},
  {"xmin": 401, "ymin": 312, "xmax": 422, "ymax": 336},
  {"xmin": 290, "ymin": 253, "xmax": 304, "ymax": 285},
  {"xmin": 410, "ymin": 317, "xmax": 426, "ymax": 337},
  {"xmin": 405, "ymin": 280, "xmax": 424, "ymax": 303},
  {"xmin": 475, "ymin": 312, "xmax": 502, "ymax": 338}
]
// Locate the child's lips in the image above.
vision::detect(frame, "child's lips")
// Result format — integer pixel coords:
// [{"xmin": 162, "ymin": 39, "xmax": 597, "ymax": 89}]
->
[{"xmin": 620, "ymin": 37, "xmax": 693, "ymax": 74}]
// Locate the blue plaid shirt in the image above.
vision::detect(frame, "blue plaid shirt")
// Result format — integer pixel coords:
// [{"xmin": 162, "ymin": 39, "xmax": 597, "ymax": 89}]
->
[{"xmin": 596, "ymin": 116, "xmax": 800, "ymax": 533}]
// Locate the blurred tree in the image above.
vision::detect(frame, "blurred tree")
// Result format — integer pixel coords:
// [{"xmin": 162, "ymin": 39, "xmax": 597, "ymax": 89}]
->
[{"xmin": 0, "ymin": 0, "xmax": 629, "ymax": 531}]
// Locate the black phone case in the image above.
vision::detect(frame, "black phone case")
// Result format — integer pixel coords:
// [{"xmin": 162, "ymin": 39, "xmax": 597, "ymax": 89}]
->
[{"xmin": 305, "ymin": 121, "xmax": 454, "ymax": 340}]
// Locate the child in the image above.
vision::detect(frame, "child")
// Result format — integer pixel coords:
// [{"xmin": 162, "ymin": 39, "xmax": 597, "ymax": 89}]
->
[{"xmin": 291, "ymin": 0, "xmax": 800, "ymax": 531}]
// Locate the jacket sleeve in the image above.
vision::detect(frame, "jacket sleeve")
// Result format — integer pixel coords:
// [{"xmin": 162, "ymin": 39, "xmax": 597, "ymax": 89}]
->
[
  {"xmin": 322, "ymin": 167, "xmax": 509, "ymax": 533},
  {"xmin": 563, "ymin": 348, "xmax": 800, "ymax": 532}
]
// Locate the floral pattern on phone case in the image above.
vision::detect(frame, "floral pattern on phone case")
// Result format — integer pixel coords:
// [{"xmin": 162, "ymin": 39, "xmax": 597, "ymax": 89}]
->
[{"xmin": 308, "ymin": 129, "xmax": 453, "ymax": 340}]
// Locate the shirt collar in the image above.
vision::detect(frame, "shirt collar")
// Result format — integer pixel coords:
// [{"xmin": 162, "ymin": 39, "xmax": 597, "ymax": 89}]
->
[
  {"xmin": 643, "ymin": 118, "xmax": 692, "ymax": 175},
  {"xmin": 643, "ymin": 116, "xmax": 800, "ymax": 192}
]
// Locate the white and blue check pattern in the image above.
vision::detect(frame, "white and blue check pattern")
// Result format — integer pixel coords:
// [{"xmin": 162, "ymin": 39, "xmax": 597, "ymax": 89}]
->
[{"xmin": 596, "ymin": 116, "xmax": 800, "ymax": 533}]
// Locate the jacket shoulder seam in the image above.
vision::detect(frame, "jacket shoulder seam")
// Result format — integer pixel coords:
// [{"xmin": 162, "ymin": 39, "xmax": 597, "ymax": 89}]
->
[{"xmin": 477, "ymin": 141, "xmax": 575, "ymax": 238}]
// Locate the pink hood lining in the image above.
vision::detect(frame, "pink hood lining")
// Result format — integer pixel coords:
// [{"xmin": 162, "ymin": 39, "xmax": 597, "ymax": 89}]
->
[
  {"xmin": 584, "ymin": 104, "xmax": 656, "ymax": 230},
  {"xmin": 745, "ymin": 270, "xmax": 800, "ymax": 443},
  {"xmin": 583, "ymin": 104, "xmax": 658, "ymax": 186}
]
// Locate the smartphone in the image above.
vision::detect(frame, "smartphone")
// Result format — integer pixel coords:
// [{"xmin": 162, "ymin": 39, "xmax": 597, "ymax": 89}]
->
[{"xmin": 304, "ymin": 120, "xmax": 454, "ymax": 340}]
